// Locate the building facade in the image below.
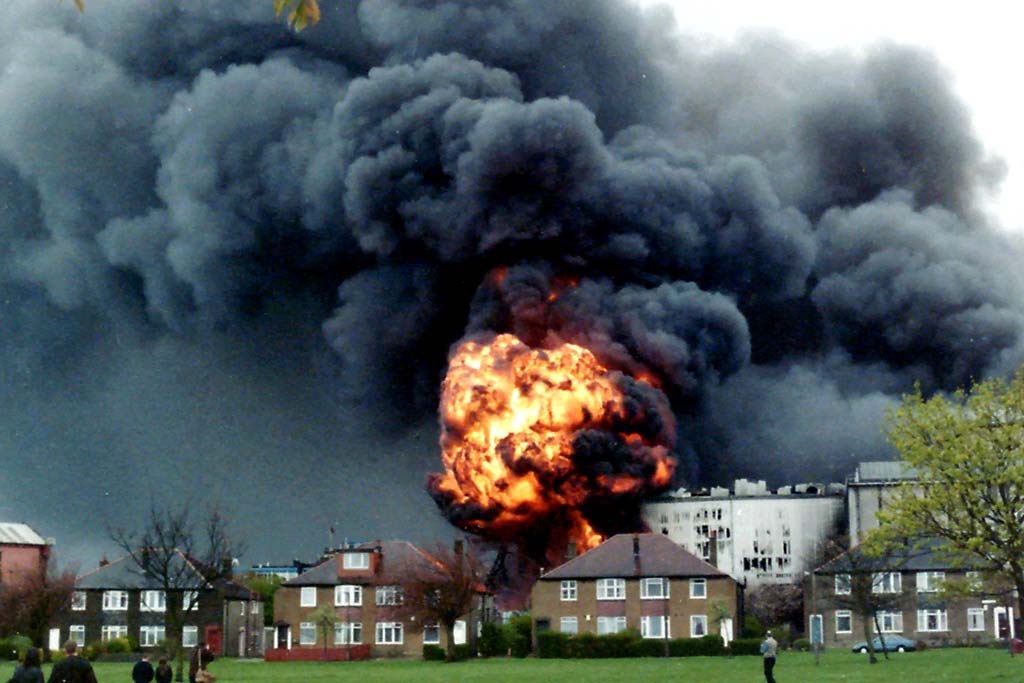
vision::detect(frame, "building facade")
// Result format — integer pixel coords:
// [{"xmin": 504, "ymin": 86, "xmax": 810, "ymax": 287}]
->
[
  {"xmin": 643, "ymin": 479, "xmax": 845, "ymax": 586},
  {"xmin": 272, "ymin": 540, "xmax": 490, "ymax": 659},
  {"xmin": 531, "ymin": 534, "xmax": 742, "ymax": 643},
  {"xmin": 846, "ymin": 461, "xmax": 918, "ymax": 543},
  {"xmin": 0, "ymin": 523, "xmax": 51, "ymax": 587}
]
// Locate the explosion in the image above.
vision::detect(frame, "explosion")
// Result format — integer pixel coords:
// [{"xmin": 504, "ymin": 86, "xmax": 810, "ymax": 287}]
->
[{"xmin": 428, "ymin": 332, "xmax": 676, "ymax": 567}]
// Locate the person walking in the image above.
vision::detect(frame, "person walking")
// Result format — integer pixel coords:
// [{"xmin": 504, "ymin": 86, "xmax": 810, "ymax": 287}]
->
[
  {"xmin": 47, "ymin": 640, "xmax": 97, "ymax": 683},
  {"xmin": 131, "ymin": 654, "xmax": 154, "ymax": 683},
  {"xmin": 154, "ymin": 659, "xmax": 172, "ymax": 683},
  {"xmin": 8, "ymin": 647, "xmax": 44, "ymax": 683},
  {"xmin": 187, "ymin": 643, "xmax": 214, "ymax": 683},
  {"xmin": 760, "ymin": 630, "xmax": 779, "ymax": 683}
]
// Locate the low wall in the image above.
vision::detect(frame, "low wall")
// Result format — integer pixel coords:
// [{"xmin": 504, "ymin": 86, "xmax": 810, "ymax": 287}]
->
[{"xmin": 264, "ymin": 646, "xmax": 372, "ymax": 662}]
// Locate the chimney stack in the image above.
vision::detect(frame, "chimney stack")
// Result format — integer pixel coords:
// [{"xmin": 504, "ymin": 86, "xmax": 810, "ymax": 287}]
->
[
  {"xmin": 632, "ymin": 534, "xmax": 641, "ymax": 575},
  {"xmin": 99, "ymin": 554, "xmax": 109, "ymax": 567}
]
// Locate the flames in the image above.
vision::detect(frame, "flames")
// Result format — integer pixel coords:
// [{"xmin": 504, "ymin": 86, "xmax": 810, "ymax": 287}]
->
[{"xmin": 428, "ymin": 333, "xmax": 676, "ymax": 566}]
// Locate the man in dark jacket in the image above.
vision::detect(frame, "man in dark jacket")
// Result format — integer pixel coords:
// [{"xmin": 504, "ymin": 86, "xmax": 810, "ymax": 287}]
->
[
  {"xmin": 187, "ymin": 643, "xmax": 214, "ymax": 683},
  {"xmin": 131, "ymin": 655, "xmax": 154, "ymax": 683},
  {"xmin": 47, "ymin": 640, "xmax": 98, "ymax": 683}
]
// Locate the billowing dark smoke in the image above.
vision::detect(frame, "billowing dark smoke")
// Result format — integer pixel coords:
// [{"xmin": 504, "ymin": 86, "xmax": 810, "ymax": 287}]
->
[{"xmin": 2, "ymin": 0, "xmax": 1023, "ymax": 565}]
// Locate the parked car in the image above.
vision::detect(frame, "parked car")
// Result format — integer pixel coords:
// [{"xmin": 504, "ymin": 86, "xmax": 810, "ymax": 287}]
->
[{"xmin": 850, "ymin": 635, "xmax": 916, "ymax": 653}]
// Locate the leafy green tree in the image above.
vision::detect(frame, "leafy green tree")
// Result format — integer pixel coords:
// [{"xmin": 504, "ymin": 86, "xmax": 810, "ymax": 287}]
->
[
  {"xmin": 238, "ymin": 574, "xmax": 283, "ymax": 626},
  {"xmin": 873, "ymin": 370, "xmax": 1024, "ymax": 630},
  {"xmin": 309, "ymin": 604, "xmax": 337, "ymax": 660}
]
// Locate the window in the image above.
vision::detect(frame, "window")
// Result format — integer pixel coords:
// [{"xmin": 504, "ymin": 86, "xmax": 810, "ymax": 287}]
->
[
  {"xmin": 71, "ymin": 591, "xmax": 87, "ymax": 611},
  {"xmin": 182, "ymin": 626, "xmax": 198, "ymax": 648},
  {"xmin": 596, "ymin": 578, "xmax": 625, "ymax": 600},
  {"xmin": 69, "ymin": 625, "xmax": 86, "ymax": 647},
  {"xmin": 596, "ymin": 616, "xmax": 627, "ymax": 635},
  {"xmin": 916, "ymin": 571, "xmax": 945, "ymax": 593},
  {"xmin": 183, "ymin": 591, "xmax": 199, "ymax": 611},
  {"xmin": 334, "ymin": 622, "xmax": 362, "ymax": 645},
  {"xmin": 343, "ymin": 552, "xmax": 370, "ymax": 570},
  {"xmin": 967, "ymin": 608, "xmax": 985, "ymax": 632},
  {"xmin": 560, "ymin": 580, "xmax": 578, "ymax": 601},
  {"xmin": 300, "ymin": 587, "xmax": 317, "ymax": 607},
  {"xmin": 917, "ymin": 609, "xmax": 948, "ymax": 632},
  {"xmin": 875, "ymin": 610, "xmax": 903, "ymax": 633},
  {"xmin": 641, "ymin": 615, "xmax": 670, "ymax": 639},
  {"xmin": 375, "ymin": 622, "xmax": 403, "ymax": 645},
  {"xmin": 422, "ymin": 623, "xmax": 441, "ymax": 644},
  {"xmin": 690, "ymin": 615, "xmax": 707, "ymax": 637},
  {"xmin": 299, "ymin": 622, "xmax": 316, "ymax": 645},
  {"xmin": 376, "ymin": 585, "xmax": 403, "ymax": 606},
  {"xmin": 835, "ymin": 610, "xmax": 852, "ymax": 634},
  {"xmin": 335, "ymin": 585, "xmax": 362, "ymax": 606},
  {"xmin": 101, "ymin": 625, "xmax": 128, "ymax": 641},
  {"xmin": 690, "ymin": 578, "xmax": 706, "ymax": 599},
  {"xmin": 834, "ymin": 575, "xmax": 852, "ymax": 595},
  {"xmin": 872, "ymin": 572, "xmax": 901, "ymax": 594},
  {"xmin": 641, "ymin": 578, "xmax": 669, "ymax": 599},
  {"xmin": 141, "ymin": 590, "xmax": 166, "ymax": 612},
  {"xmin": 140, "ymin": 626, "xmax": 166, "ymax": 647},
  {"xmin": 102, "ymin": 591, "xmax": 128, "ymax": 611},
  {"xmin": 560, "ymin": 617, "xmax": 578, "ymax": 634}
]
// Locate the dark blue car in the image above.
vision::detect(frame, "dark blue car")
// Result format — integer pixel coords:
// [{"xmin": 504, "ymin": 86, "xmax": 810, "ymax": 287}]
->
[{"xmin": 850, "ymin": 635, "xmax": 916, "ymax": 653}]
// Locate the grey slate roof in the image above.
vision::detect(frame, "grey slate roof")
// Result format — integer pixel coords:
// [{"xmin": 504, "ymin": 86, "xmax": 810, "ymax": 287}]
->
[
  {"xmin": 815, "ymin": 539, "xmax": 984, "ymax": 574},
  {"xmin": 0, "ymin": 523, "xmax": 47, "ymax": 545},
  {"xmin": 75, "ymin": 551, "xmax": 256, "ymax": 599},
  {"xmin": 284, "ymin": 540, "xmax": 441, "ymax": 586},
  {"xmin": 539, "ymin": 533, "xmax": 727, "ymax": 580}
]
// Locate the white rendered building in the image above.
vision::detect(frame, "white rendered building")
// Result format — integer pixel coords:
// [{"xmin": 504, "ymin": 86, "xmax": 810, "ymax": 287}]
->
[{"xmin": 642, "ymin": 479, "xmax": 845, "ymax": 587}]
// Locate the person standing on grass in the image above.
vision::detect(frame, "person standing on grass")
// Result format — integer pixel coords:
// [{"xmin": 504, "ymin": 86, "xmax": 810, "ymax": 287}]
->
[
  {"xmin": 47, "ymin": 640, "xmax": 97, "ymax": 683},
  {"xmin": 8, "ymin": 647, "xmax": 44, "ymax": 683},
  {"xmin": 187, "ymin": 643, "xmax": 214, "ymax": 683},
  {"xmin": 154, "ymin": 659, "xmax": 172, "ymax": 683},
  {"xmin": 131, "ymin": 654, "xmax": 154, "ymax": 683},
  {"xmin": 760, "ymin": 630, "xmax": 779, "ymax": 683}
]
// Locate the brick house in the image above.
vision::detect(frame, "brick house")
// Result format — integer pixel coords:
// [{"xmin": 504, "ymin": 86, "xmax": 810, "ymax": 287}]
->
[
  {"xmin": 808, "ymin": 543, "xmax": 1012, "ymax": 648},
  {"xmin": 0, "ymin": 523, "xmax": 51, "ymax": 587},
  {"xmin": 530, "ymin": 533, "xmax": 742, "ymax": 643},
  {"xmin": 52, "ymin": 552, "xmax": 262, "ymax": 656},
  {"xmin": 272, "ymin": 540, "xmax": 490, "ymax": 659}
]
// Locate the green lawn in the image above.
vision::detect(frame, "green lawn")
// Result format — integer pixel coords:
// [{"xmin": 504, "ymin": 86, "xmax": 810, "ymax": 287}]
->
[{"xmin": 19, "ymin": 649, "xmax": 1024, "ymax": 683}]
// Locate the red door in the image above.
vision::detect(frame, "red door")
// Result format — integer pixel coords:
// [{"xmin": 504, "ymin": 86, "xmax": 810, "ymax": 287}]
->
[{"xmin": 205, "ymin": 625, "xmax": 223, "ymax": 655}]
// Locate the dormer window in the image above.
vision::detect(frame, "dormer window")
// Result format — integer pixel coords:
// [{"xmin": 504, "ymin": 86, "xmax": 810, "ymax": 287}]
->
[{"xmin": 343, "ymin": 552, "xmax": 370, "ymax": 570}]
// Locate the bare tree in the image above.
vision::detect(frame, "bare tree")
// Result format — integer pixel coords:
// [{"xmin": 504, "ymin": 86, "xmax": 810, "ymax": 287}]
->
[
  {"xmin": 110, "ymin": 502, "xmax": 244, "ymax": 681},
  {"xmin": 396, "ymin": 540, "xmax": 488, "ymax": 661},
  {"xmin": 746, "ymin": 583, "xmax": 803, "ymax": 636},
  {"xmin": 0, "ymin": 564, "xmax": 76, "ymax": 660}
]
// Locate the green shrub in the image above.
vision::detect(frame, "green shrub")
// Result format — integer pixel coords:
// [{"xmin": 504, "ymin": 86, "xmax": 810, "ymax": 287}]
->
[
  {"xmin": 741, "ymin": 616, "xmax": 763, "ymax": 638},
  {"xmin": 0, "ymin": 635, "xmax": 33, "ymax": 661},
  {"xmin": 792, "ymin": 638, "xmax": 810, "ymax": 652},
  {"xmin": 509, "ymin": 616, "xmax": 532, "ymax": 657},
  {"xmin": 729, "ymin": 638, "xmax": 763, "ymax": 655},
  {"xmin": 667, "ymin": 634, "xmax": 723, "ymax": 657},
  {"xmin": 636, "ymin": 638, "xmax": 667, "ymax": 657},
  {"xmin": 450, "ymin": 643, "xmax": 475, "ymax": 661},
  {"xmin": 422, "ymin": 644, "xmax": 445, "ymax": 661},
  {"xmin": 537, "ymin": 631, "xmax": 570, "ymax": 659},
  {"xmin": 101, "ymin": 636, "xmax": 133, "ymax": 654},
  {"xmin": 478, "ymin": 622, "xmax": 507, "ymax": 657}
]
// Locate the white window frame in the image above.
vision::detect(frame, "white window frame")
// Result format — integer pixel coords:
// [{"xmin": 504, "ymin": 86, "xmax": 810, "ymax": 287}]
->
[
  {"xmin": 596, "ymin": 616, "xmax": 627, "ymax": 635},
  {"xmin": 689, "ymin": 614, "xmax": 707, "ymax": 637},
  {"xmin": 334, "ymin": 585, "xmax": 362, "ymax": 607},
  {"xmin": 376, "ymin": 585, "xmax": 403, "ymax": 606},
  {"xmin": 69, "ymin": 625, "xmax": 86, "ymax": 647},
  {"xmin": 299, "ymin": 622, "xmax": 316, "ymax": 645},
  {"xmin": 101, "ymin": 625, "xmax": 128, "ymax": 641},
  {"xmin": 71, "ymin": 591, "xmax": 87, "ymax": 611},
  {"xmin": 422, "ymin": 623, "xmax": 441, "ymax": 644},
  {"xmin": 343, "ymin": 552, "xmax": 370, "ymax": 570},
  {"xmin": 141, "ymin": 590, "xmax": 166, "ymax": 612},
  {"xmin": 182, "ymin": 626, "xmax": 198, "ymax": 648},
  {"xmin": 690, "ymin": 578, "xmax": 707, "ymax": 599},
  {"xmin": 596, "ymin": 578, "xmax": 625, "ymax": 600},
  {"xmin": 375, "ymin": 622, "xmax": 403, "ymax": 645},
  {"xmin": 183, "ymin": 591, "xmax": 199, "ymax": 611},
  {"xmin": 834, "ymin": 574, "xmax": 852, "ymax": 596},
  {"xmin": 334, "ymin": 622, "xmax": 362, "ymax": 645},
  {"xmin": 641, "ymin": 577, "xmax": 669, "ymax": 599},
  {"xmin": 835, "ymin": 610, "xmax": 852, "ymax": 634},
  {"xmin": 875, "ymin": 610, "xmax": 903, "ymax": 633},
  {"xmin": 917, "ymin": 609, "xmax": 948, "ymax": 632},
  {"xmin": 872, "ymin": 572, "xmax": 901, "ymax": 594},
  {"xmin": 916, "ymin": 571, "xmax": 945, "ymax": 593},
  {"xmin": 560, "ymin": 580, "xmax": 578, "ymax": 601},
  {"xmin": 641, "ymin": 615, "xmax": 670, "ymax": 639},
  {"xmin": 560, "ymin": 616, "xmax": 579, "ymax": 634},
  {"xmin": 300, "ymin": 586, "xmax": 317, "ymax": 607},
  {"xmin": 102, "ymin": 590, "xmax": 128, "ymax": 611},
  {"xmin": 140, "ymin": 625, "xmax": 166, "ymax": 647},
  {"xmin": 967, "ymin": 608, "xmax": 985, "ymax": 632}
]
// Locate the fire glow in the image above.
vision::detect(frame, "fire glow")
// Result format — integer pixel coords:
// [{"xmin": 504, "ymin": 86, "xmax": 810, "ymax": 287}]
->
[{"xmin": 428, "ymin": 333, "xmax": 676, "ymax": 566}]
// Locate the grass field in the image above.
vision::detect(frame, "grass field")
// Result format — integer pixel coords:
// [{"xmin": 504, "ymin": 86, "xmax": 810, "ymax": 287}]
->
[{"xmin": 15, "ymin": 649, "xmax": 1023, "ymax": 683}]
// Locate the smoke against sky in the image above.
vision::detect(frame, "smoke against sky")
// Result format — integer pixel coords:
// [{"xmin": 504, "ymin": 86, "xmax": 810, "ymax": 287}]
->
[{"xmin": 1, "ymin": 0, "xmax": 1023, "ymax": 567}]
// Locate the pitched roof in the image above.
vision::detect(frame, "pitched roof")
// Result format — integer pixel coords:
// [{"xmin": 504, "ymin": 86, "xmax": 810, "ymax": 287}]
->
[
  {"xmin": 75, "ymin": 550, "xmax": 255, "ymax": 599},
  {"xmin": 815, "ymin": 539, "xmax": 984, "ymax": 574},
  {"xmin": 539, "ymin": 533, "xmax": 727, "ymax": 580},
  {"xmin": 285, "ymin": 540, "xmax": 441, "ymax": 586},
  {"xmin": 0, "ymin": 523, "xmax": 47, "ymax": 545}
]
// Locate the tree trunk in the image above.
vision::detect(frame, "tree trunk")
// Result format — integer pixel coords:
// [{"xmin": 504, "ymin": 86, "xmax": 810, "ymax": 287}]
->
[
  {"xmin": 861, "ymin": 611, "xmax": 877, "ymax": 664},
  {"xmin": 444, "ymin": 621, "xmax": 457, "ymax": 661},
  {"xmin": 872, "ymin": 613, "xmax": 889, "ymax": 660}
]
